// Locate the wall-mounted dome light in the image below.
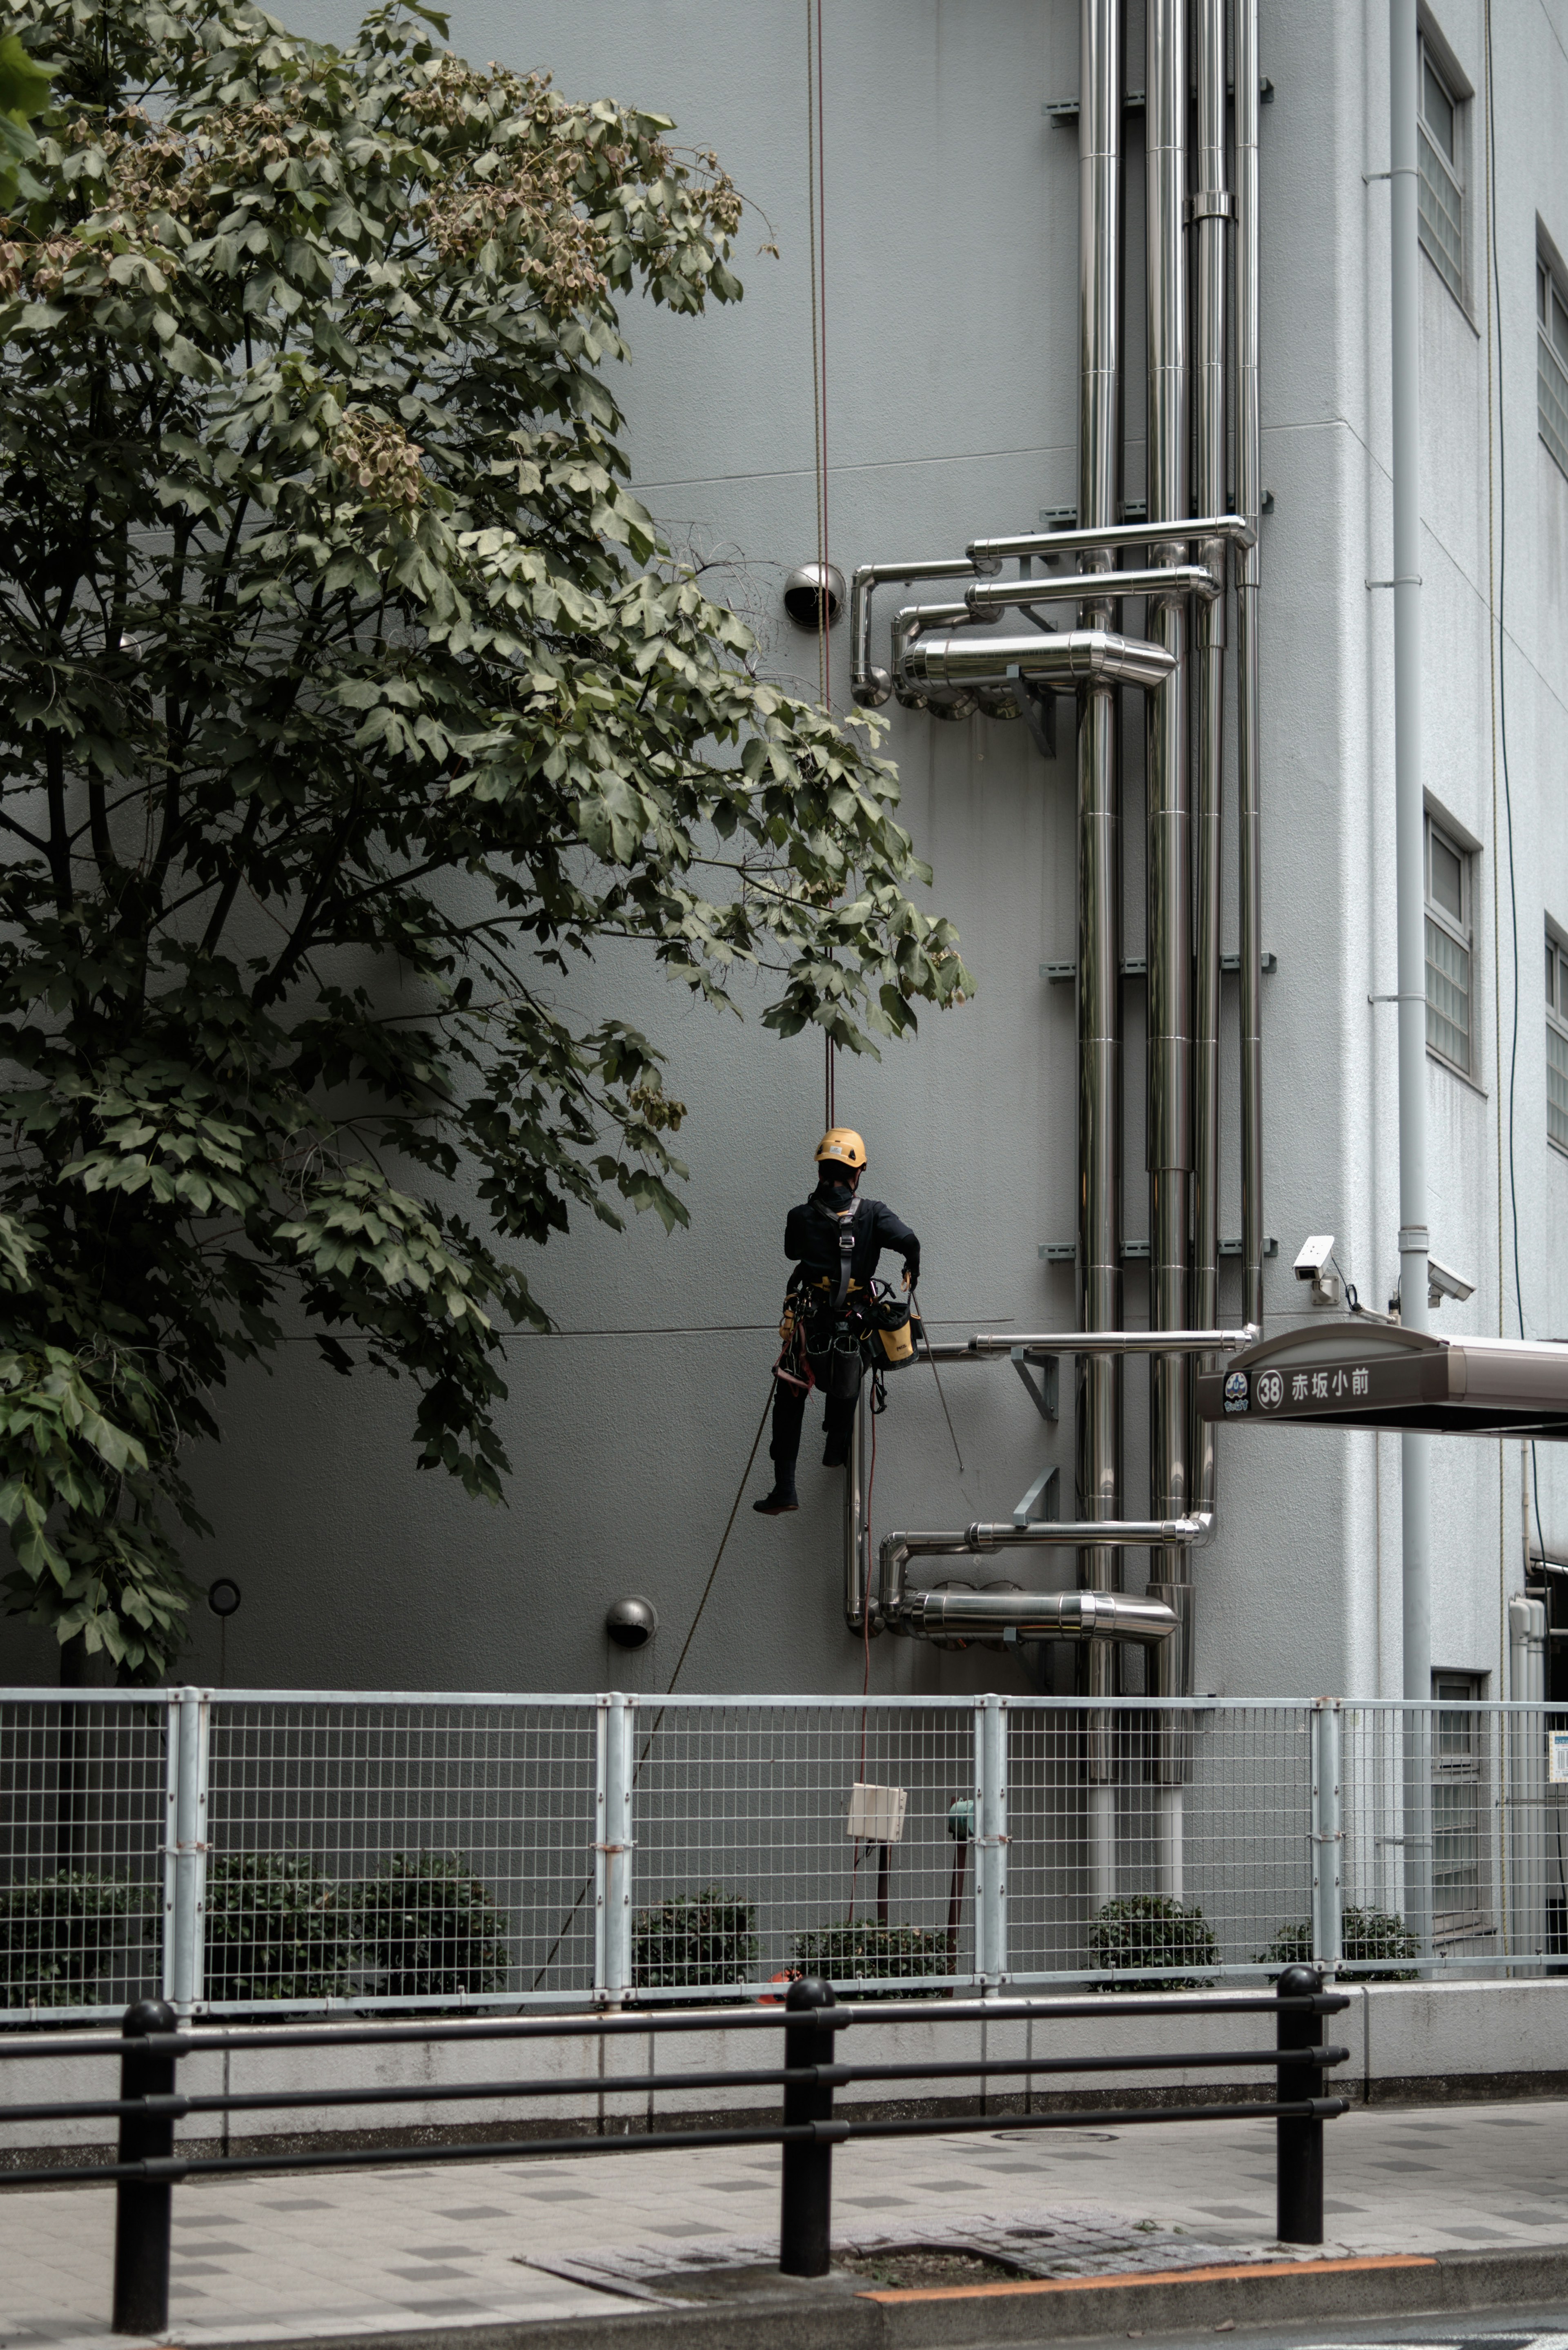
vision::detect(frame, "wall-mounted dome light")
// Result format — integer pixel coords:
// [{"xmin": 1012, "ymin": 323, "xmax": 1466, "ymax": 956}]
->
[
  {"xmin": 605, "ymin": 1594, "xmax": 659, "ymax": 1650},
  {"xmin": 782, "ymin": 562, "xmax": 845, "ymax": 631}
]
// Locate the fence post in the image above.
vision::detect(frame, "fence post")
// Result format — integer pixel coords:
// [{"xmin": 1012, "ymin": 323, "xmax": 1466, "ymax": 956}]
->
[
  {"xmin": 164, "ymin": 1690, "xmax": 209, "ymax": 2018},
  {"xmin": 1310, "ymin": 1700, "xmax": 1343, "ymax": 1974},
  {"xmin": 1275, "ymin": 1961, "xmax": 1325, "ymax": 2244},
  {"xmin": 111, "ymin": 1999, "xmax": 178, "ymax": 2335},
  {"xmin": 973, "ymin": 1695, "xmax": 1009, "ymax": 1988},
  {"xmin": 595, "ymin": 1694, "xmax": 634, "ymax": 2006},
  {"xmin": 779, "ymin": 1975, "xmax": 838, "ymax": 2275}
]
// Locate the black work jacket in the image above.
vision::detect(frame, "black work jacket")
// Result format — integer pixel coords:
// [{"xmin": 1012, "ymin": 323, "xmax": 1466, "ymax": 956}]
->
[{"xmin": 784, "ymin": 1190, "xmax": 918, "ymax": 1295}]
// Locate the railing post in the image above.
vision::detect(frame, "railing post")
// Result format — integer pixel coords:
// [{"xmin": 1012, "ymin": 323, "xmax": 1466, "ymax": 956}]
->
[
  {"xmin": 111, "ymin": 1999, "xmax": 178, "ymax": 2334},
  {"xmin": 1275, "ymin": 1961, "xmax": 1325, "ymax": 2245},
  {"xmin": 1311, "ymin": 1700, "xmax": 1343, "ymax": 1973},
  {"xmin": 595, "ymin": 1694, "xmax": 634, "ymax": 2006},
  {"xmin": 974, "ymin": 1695, "xmax": 1009, "ymax": 1988},
  {"xmin": 779, "ymin": 1975, "xmax": 838, "ymax": 2276}
]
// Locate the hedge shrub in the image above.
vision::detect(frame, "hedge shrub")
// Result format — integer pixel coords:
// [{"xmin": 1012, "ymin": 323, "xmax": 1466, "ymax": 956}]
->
[
  {"xmin": 633, "ymin": 1887, "xmax": 757, "ymax": 1989},
  {"xmin": 1088, "ymin": 1893, "xmax": 1221, "ymax": 1991},
  {"xmin": 0, "ymin": 1872, "xmax": 136, "ymax": 2004},
  {"xmin": 1259, "ymin": 1904, "xmax": 1419, "ymax": 1982},
  {"xmin": 354, "ymin": 1853, "xmax": 510, "ymax": 1998},
  {"xmin": 791, "ymin": 1920, "xmax": 946, "ymax": 1994},
  {"xmin": 203, "ymin": 1853, "xmax": 359, "ymax": 2001}
]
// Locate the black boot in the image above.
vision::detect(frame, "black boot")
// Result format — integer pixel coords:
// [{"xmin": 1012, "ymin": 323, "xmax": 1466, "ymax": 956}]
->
[
  {"xmin": 753, "ymin": 1463, "xmax": 799, "ymax": 1515},
  {"xmin": 822, "ymin": 1431, "xmax": 851, "ymax": 1469}
]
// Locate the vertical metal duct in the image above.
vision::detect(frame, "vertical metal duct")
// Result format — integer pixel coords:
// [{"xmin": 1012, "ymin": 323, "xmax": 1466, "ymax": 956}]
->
[
  {"xmin": 1189, "ymin": 0, "xmax": 1232, "ymax": 1443},
  {"xmin": 1234, "ymin": 0, "xmax": 1265, "ymax": 1337},
  {"xmin": 1076, "ymin": 0, "xmax": 1125, "ymax": 1909},
  {"xmin": 1145, "ymin": 0, "xmax": 1192, "ymax": 1892}
]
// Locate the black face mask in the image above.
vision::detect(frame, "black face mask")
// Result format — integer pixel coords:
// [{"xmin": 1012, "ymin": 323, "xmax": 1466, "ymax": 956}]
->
[{"xmin": 817, "ymin": 1174, "xmax": 858, "ymax": 1215}]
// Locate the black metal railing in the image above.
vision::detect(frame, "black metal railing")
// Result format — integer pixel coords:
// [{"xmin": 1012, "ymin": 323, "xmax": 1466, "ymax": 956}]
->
[{"xmin": 0, "ymin": 1963, "xmax": 1349, "ymax": 2333}]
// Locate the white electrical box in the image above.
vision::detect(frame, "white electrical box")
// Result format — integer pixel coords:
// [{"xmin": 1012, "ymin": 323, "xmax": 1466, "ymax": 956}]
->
[
  {"xmin": 846, "ymin": 1782, "xmax": 908, "ymax": 1843},
  {"xmin": 1550, "ymin": 1732, "xmax": 1568, "ymax": 1784}
]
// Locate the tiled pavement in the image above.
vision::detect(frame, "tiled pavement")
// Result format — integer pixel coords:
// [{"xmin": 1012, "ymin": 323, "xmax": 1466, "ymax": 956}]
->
[{"xmin": 5, "ymin": 2097, "xmax": 1568, "ymax": 2348}]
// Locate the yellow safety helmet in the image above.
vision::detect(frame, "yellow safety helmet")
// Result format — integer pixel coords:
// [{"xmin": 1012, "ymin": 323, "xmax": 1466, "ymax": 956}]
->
[{"xmin": 815, "ymin": 1127, "xmax": 867, "ymax": 1172}]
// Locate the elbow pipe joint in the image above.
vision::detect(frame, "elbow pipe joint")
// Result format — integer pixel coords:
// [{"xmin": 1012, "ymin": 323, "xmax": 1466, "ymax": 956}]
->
[{"xmin": 905, "ymin": 627, "xmax": 1177, "ymax": 695}]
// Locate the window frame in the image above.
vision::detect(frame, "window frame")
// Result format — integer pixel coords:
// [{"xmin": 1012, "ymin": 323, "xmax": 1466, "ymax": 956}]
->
[
  {"xmin": 1417, "ymin": 30, "xmax": 1468, "ymax": 310},
  {"xmin": 1539, "ymin": 248, "xmax": 1568, "ymax": 482},
  {"xmin": 1424, "ymin": 812, "xmax": 1475, "ymax": 1080},
  {"xmin": 1548, "ymin": 928, "xmax": 1568, "ymax": 1155}
]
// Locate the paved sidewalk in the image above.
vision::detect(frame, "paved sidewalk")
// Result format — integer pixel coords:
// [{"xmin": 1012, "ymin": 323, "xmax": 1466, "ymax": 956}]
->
[{"xmin": 5, "ymin": 2096, "xmax": 1568, "ymax": 2348}]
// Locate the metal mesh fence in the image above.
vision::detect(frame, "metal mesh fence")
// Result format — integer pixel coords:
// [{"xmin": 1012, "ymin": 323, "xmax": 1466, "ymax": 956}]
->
[
  {"xmin": 1341, "ymin": 1702, "xmax": 1568, "ymax": 1976},
  {"xmin": 200, "ymin": 1697, "xmax": 600, "ymax": 2010},
  {"xmin": 1006, "ymin": 1700, "xmax": 1314, "ymax": 1982},
  {"xmin": 0, "ymin": 1695, "xmax": 168, "ymax": 2020},
  {"xmin": 630, "ymin": 1700, "xmax": 978, "ymax": 1996},
  {"xmin": 4, "ymin": 1690, "xmax": 1567, "ymax": 2024}
]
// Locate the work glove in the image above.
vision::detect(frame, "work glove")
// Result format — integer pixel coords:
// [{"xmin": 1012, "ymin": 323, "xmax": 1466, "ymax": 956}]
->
[{"xmin": 903, "ymin": 1253, "xmax": 920, "ymax": 1290}]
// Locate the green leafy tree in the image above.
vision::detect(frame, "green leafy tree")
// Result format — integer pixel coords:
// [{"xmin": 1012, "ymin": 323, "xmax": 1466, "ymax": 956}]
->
[
  {"xmin": 0, "ymin": 27, "xmax": 56, "ymax": 214},
  {"xmin": 0, "ymin": 0, "xmax": 969, "ymax": 1677}
]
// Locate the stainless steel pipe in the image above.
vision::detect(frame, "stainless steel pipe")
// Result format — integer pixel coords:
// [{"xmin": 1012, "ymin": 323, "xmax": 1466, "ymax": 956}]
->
[
  {"xmin": 1234, "ymin": 0, "xmax": 1265, "ymax": 1337},
  {"xmin": 965, "ymin": 566, "xmax": 1219, "ymax": 614},
  {"xmin": 1145, "ymin": 0, "xmax": 1192, "ymax": 1627},
  {"xmin": 850, "ymin": 558, "xmax": 980, "ymax": 707},
  {"xmin": 962, "ymin": 1328, "xmax": 1256, "ymax": 1356},
  {"xmin": 967, "ymin": 514, "xmax": 1254, "ymax": 570},
  {"xmin": 904, "ymin": 627, "xmax": 1175, "ymax": 693},
  {"xmin": 904, "ymin": 1589, "xmax": 1179, "ymax": 1646},
  {"xmin": 1191, "ymin": 0, "xmax": 1232, "ymax": 1527},
  {"xmin": 876, "ymin": 1515, "xmax": 1215, "ymax": 1626},
  {"xmin": 1076, "ymin": 0, "xmax": 1127, "ymax": 1769}
]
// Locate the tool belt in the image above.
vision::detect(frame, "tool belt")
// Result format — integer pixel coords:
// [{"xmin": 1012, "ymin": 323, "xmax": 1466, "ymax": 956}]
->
[{"xmin": 773, "ymin": 1275, "xmax": 921, "ymax": 1397}]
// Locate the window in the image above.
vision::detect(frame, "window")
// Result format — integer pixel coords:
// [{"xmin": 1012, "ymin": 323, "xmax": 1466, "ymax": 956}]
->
[
  {"xmin": 1432, "ymin": 1670, "xmax": 1488, "ymax": 1935},
  {"xmin": 1548, "ymin": 934, "xmax": 1568, "ymax": 1152},
  {"xmin": 1425, "ymin": 814, "xmax": 1473, "ymax": 1075},
  {"xmin": 1418, "ymin": 36, "xmax": 1466, "ymax": 305},
  {"xmin": 1539, "ymin": 254, "xmax": 1568, "ymax": 479}
]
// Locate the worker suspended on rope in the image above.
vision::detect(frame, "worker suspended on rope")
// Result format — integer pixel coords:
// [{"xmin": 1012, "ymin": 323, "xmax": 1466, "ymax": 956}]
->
[{"xmin": 753, "ymin": 1127, "xmax": 921, "ymax": 1517}]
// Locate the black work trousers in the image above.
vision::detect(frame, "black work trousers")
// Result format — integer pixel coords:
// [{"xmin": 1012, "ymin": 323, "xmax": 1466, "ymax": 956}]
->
[{"xmin": 771, "ymin": 1353, "xmax": 861, "ymax": 1474}]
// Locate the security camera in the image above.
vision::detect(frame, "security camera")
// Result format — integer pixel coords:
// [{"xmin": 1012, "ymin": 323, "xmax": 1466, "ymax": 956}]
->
[
  {"xmin": 1294, "ymin": 1235, "xmax": 1342, "ymax": 1309},
  {"xmin": 1428, "ymin": 1257, "xmax": 1475, "ymax": 1309}
]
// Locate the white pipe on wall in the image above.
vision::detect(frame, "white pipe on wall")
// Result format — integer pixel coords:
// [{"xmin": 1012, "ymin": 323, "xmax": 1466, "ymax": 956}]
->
[{"xmin": 1389, "ymin": 0, "xmax": 1432, "ymax": 1958}]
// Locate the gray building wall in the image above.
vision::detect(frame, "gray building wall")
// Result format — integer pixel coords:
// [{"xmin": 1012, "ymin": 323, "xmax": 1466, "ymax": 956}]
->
[{"xmin": 4, "ymin": 0, "xmax": 1566, "ymax": 1702}]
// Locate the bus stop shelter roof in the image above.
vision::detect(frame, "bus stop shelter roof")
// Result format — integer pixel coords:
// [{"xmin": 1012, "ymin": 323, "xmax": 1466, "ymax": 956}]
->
[{"xmin": 1194, "ymin": 1322, "xmax": 1568, "ymax": 1439}]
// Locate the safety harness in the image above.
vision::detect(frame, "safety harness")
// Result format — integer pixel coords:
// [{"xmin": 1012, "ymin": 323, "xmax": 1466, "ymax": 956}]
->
[{"xmin": 772, "ymin": 1198, "xmax": 917, "ymax": 1410}]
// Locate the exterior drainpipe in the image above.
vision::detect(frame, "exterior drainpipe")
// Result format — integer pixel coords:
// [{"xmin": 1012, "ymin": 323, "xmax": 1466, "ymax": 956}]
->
[
  {"xmin": 1390, "ymin": 0, "xmax": 1432, "ymax": 1960},
  {"xmin": 1234, "ymin": 0, "xmax": 1265, "ymax": 1337},
  {"xmin": 1077, "ymin": 0, "xmax": 1125, "ymax": 1910},
  {"xmin": 1145, "ymin": 0, "xmax": 1192, "ymax": 1897}
]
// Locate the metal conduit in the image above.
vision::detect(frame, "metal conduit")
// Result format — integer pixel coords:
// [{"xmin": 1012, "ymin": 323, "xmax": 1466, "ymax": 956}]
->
[
  {"xmin": 850, "ymin": 558, "xmax": 980, "ymax": 707},
  {"xmin": 1076, "ymin": 0, "xmax": 1125, "ymax": 1899},
  {"xmin": 965, "ymin": 566, "xmax": 1219, "ymax": 613},
  {"xmin": 1234, "ymin": 0, "xmax": 1266, "ymax": 1339},
  {"xmin": 966, "ymin": 513, "xmax": 1254, "ymax": 569},
  {"xmin": 876, "ymin": 1520, "xmax": 1212, "ymax": 1632},
  {"xmin": 1145, "ymin": 0, "xmax": 1192, "ymax": 1759},
  {"xmin": 904, "ymin": 628, "xmax": 1175, "ymax": 693},
  {"xmin": 1190, "ymin": 0, "xmax": 1232, "ymax": 1512}
]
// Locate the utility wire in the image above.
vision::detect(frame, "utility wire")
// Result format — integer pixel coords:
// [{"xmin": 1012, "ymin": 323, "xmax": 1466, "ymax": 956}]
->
[{"xmin": 912, "ymin": 1286, "xmax": 964, "ymax": 1475}]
